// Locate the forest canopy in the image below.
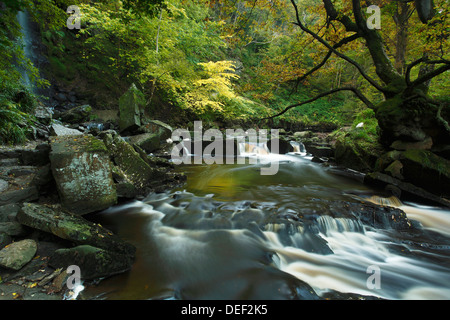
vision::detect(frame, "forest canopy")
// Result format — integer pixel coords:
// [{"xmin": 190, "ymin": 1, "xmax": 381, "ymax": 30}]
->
[{"xmin": 0, "ymin": 0, "xmax": 448, "ymax": 144}]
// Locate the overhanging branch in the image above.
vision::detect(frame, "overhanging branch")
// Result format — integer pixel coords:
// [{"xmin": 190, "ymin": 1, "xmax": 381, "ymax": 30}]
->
[
  {"xmin": 291, "ymin": 33, "xmax": 361, "ymax": 92},
  {"xmin": 290, "ymin": 0, "xmax": 385, "ymax": 93},
  {"xmin": 260, "ymin": 87, "xmax": 375, "ymax": 121}
]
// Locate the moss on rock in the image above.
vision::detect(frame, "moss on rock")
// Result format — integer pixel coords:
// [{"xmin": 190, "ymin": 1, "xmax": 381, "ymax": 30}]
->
[{"xmin": 49, "ymin": 135, "xmax": 117, "ymax": 215}]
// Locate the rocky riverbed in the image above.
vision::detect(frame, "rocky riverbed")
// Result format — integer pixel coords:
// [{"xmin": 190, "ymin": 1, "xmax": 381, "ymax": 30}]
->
[
  {"xmin": 0, "ymin": 85, "xmax": 187, "ymax": 300},
  {"xmin": 1, "ymin": 83, "xmax": 449, "ymax": 300}
]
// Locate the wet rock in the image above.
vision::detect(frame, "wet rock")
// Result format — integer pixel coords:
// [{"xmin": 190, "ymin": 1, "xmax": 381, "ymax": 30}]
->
[
  {"xmin": 341, "ymin": 200, "xmax": 416, "ymax": 231},
  {"xmin": 118, "ymin": 84, "xmax": 145, "ymax": 133},
  {"xmin": 0, "ymin": 222, "xmax": 28, "ymax": 237},
  {"xmin": 17, "ymin": 203, "xmax": 136, "ymax": 256},
  {"xmin": 49, "ymin": 135, "xmax": 117, "ymax": 215},
  {"xmin": 400, "ymin": 149, "xmax": 450, "ymax": 198},
  {"xmin": 0, "ymin": 239, "xmax": 37, "ymax": 271},
  {"xmin": 266, "ymin": 137, "xmax": 293, "ymax": 154},
  {"xmin": 364, "ymin": 172, "xmax": 450, "ymax": 208},
  {"xmin": 0, "ymin": 179, "xmax": 7, "ymax": 193},
  {"xmin": 49, "ymin": 245, "xmax": 135, "ymax": 280},
  {"xmin": 0, "ymin": 204, "xmax": 20, "ymax": 222},
  {"xmin": 128, "ymin": 132, "xmax": 160, "ymax": 154},
  {"xmin": 59, "ymin": 105, "xmax": 92, "ymax": 124},
  {"xmin": 50, "ymin": 124, "xmax": 83, "ymax": 136},
  {"xmin": 137, "ymin": 119, "xmax": 173, "ymax": 141},
  {"xmin": 0, "ymin": 186, "xmax": 39, "ymax": 206},
  {"xmin": 100, "ymin": 131, "xmax": 163, "ymax": 193},
  {"xmin": 0, "ymin": 232, "xmax": 11, "ymax": 249},
  {"xmin": 304, "ymin": 143, "xmax": 334, "ymax": 158}
]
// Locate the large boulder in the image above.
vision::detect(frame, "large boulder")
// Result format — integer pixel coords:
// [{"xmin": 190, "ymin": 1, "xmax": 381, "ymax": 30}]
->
[
  {"xmin": 137, "ymin": 119, "xmax": 173, "ymax": 141},
  {"xmin": 49, "ymin": 245, "xmax": 134, "ymax": 280},
  {"xmin": 127, "ymin": 133, "xmax": 161, "ymax": 154},
  {"xmin": 49, "ymin": 135, "xmax": 117, "ymax": 215},
  {"xmin": 17, "ymin": 203, "xmax": 136, "ymax": 256},
  {"xmin": 100, "ymin": 131, "xmax": 164, "ymax": 193},
  {"xmin": 118, "ymin": 84, "xmax": 145, "ymax": 133},
  {"xmin": 59, "ymin": 105, "xmax": 92, "ymax": 124},
  {"xmin": 50, "ymin": 124, "xmax": 83, "ymax": 137}
]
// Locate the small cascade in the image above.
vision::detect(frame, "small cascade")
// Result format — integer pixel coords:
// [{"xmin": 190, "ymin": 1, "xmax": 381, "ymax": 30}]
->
[
  {"xmin": 290, "ymin": 141, "xmax": 307, "ymax": 154},
  {"xmin": 316, "ymin": 215, "xmax": 365, "ymax": 235},
  {"xmin": 238, "ymin": 142, "xmax": 270, "ymax": 156},
  {"xmin": 367, "ymin": 195, "xmax": 403, "ymax": 207}
]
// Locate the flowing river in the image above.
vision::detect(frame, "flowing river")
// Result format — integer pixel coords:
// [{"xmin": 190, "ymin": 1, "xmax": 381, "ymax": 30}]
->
[{"xmin": 84, "ymin": 145, "xmax": 450, "ymax": 300}]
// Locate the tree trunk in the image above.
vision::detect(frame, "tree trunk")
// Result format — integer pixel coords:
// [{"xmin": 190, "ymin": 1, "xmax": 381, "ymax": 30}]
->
[{"xmin": 393, "ymin": 1, "xmax": 411, "ymax": 74}]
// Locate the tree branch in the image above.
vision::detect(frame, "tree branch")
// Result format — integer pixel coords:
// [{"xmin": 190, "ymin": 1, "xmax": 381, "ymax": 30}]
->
[
  {"xmin": 411, "ymin": 63, "xmax": 450, "ymax": 88},
  {"xmin": 406, "ymin": 56, "xmax": 450, "ymax": 87},
  {"xmin": 290, "ymin": 0, "xmax": 385, "ymax": 93},
  {"xmin": 290, "ymin": 33, "xmax": 361, "ymax": 92},
  {"xmin": 261, "ymin": 87, "xmax": 375, "ymax": 121}
]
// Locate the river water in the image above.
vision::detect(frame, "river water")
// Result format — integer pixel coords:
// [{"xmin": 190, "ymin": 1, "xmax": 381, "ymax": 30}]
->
[{"xmin": 84, "ymin": 147, "xmax": 450, "ymax": 300}]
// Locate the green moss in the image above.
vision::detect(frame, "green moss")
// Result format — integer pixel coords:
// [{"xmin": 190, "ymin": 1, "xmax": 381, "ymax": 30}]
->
[{"xmin": 402, "ymin": 149, "xmax": 450, "ymax": 177}]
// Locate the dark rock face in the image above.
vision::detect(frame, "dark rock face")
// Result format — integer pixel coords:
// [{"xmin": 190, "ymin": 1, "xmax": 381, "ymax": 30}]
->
[{"xmin": 49, "ymin": 245, "xmax": 135, "ymax": 280}]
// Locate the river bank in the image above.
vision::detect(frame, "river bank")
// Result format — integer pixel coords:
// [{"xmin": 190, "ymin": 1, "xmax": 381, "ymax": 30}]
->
[{"xmin": 1, "ymin": 82, "xmax": 449, "ymax": 299}]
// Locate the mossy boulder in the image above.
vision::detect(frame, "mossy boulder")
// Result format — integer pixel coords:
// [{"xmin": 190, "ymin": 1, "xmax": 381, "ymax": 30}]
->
[
  {"xmin": 137, "ymin": 119, "xmax": 173, "ymax": 141},
  {"xmin": 334, "ymin": 136, "xmax": 382, "ymax": 173},
  {"xmin": 127, "ymin": 133, "xmax": 161, "ymax": 154},
  {"xmin": 118, "ymin": 84, "xmax": 145, "ymax": 133},
  {"xmin": 49, "ymin": 245, "xmax": 134, "ymax": 280},
  {"xmin": 100, "ymin": 131, "xmax": 164, "ymax": 193},
  {"xmin": 59, "ymin": 105, "xmax": 92, "ymax": 124},
  {"xmin": 400, "ymin": 149, "xmax": 450, "ymax": 198},
  {"xmin": 49, "ymin": 135, "xmax": 117, "ymax": 215},
  {"xmin": 17, "ymin": 203, "xmax": 136, "ymax": 256}
]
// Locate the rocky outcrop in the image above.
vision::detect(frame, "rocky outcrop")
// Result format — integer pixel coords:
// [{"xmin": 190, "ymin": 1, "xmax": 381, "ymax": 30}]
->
[
  {"xmin": 58, "ymin": 105, "xmax": 92, "ymax": 124},
  {"xmin": 49, "ymin": 135, "xmax": 117, "ymax": 215},
  {"xmin": 17, "ymin": 203, "xmax": 135, "ymax": 256},
  {"xmin": 118, "ymin": 84, "xmax": 145, "ymax": 133},
  {"xmin": 365, "ymin": 149, "xmax": 450, "ymax": 207}
]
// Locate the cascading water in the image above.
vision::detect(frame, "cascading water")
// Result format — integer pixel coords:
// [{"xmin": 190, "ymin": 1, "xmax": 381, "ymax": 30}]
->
[
  {"xmin": 16, "ymin": 10, "xmax": 49, "ymax": 97},
  {"xmin": 17, "ymin": 11, "xmax": 34, "ymax": 89},
  {"xmin": 84, "ymin": 139, "xmax": 450, "ymax": 300},
  {"xmin": 16, "ymin": 10, "xmax": 36, "ymax": 91}
]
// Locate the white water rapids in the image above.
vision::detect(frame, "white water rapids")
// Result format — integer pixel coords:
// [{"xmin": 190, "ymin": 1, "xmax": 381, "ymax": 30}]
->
[{"xmin": 85, "ymin": 143, "xmax": 450, "ymax": 300}]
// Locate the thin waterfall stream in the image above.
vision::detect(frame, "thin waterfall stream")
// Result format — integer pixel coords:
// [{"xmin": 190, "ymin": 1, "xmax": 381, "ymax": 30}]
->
[{"xmin": 84, "ymin": 141, "xmax": 450, "ymax": 300}]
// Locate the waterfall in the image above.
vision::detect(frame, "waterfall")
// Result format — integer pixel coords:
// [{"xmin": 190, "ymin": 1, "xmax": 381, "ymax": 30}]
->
[
  {"xmin": 316, "ymin": 215, "xmax": 366, "ymax": 235},
  {"xmin": 16, "ymin": 10, "xmax": 35, "ymax": 90},
  {"xmin": 16, "ymin": 10, "xmax": 49, "ymax": 97}
]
